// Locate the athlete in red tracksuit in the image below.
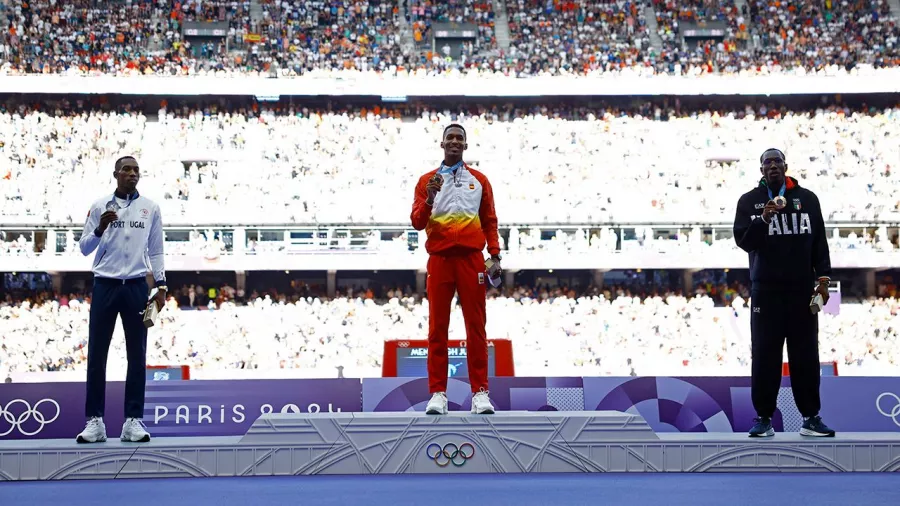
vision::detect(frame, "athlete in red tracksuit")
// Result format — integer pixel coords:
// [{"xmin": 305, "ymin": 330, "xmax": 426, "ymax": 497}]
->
[{"xmin": 410, "ymin": 123, "xmax": 501, "ymax": 415}]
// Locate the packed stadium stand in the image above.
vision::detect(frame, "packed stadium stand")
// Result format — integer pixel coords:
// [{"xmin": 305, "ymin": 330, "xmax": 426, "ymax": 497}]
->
[
  {"xmin": 504, "ymin": 0, "xmax": 650, "ymax": 75},
  {"xmin": 746, "ymin": 0, "xmax": 898, "ymax": 70},
  {"xmin": 0, "ymin": 0, "xmax": 896, "ymax": 76},
  {"xmin": 3, "ymin": 282, "xmax": 900, "ymax": 380},
  {"xmin": 406, "ymin": 0, "xmax": 496, "ymax": 53},
  {"xmin": 1, "ymin": 97, "xmax": 899, "ymax": 226}
]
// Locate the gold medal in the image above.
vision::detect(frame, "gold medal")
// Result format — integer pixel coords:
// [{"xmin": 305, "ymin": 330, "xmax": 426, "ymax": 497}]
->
[{"xmin": 773, "ymin": 196, "xmax": 787, "ymax": 209}]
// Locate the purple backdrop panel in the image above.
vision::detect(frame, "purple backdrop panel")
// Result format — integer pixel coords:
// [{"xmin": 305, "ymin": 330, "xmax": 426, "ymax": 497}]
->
[
  {"xmin": 5, "ymin": 376, "xmax": 898, "ymax": 440},
  {"xmin": 819, "ymin": 377, "xmax": 900, "ymax": 432},
  {"xmin": 362, "ymin": 378, "xmax": 473, "ymax": 412},
  {"xmin": 583, "ymin": 377, "xmax": 789, "ymax": 433},
  {"xmin": 583, "ymin": 376, "xmax": 900, "ymax": 433},
  {"xmin": 0, "ymin": 382, "xmax": 122, "ymax": 440},
  {"xmin": 142, "ymin": 379, "xmax": 362, "ymax": 436},
  {"xmin": 362, "ymin": 377, "xmax": 584, "ymax": 412},
  {"xmin": 0, "ymin": 379, "xmax": 362, "ymax": 440}
]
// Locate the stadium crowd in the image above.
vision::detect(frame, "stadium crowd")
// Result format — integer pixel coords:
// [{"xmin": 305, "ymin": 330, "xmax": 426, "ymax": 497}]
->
[
  {"xmin": 406, "ymin": 0, "xmax": 496, "ymax": 54},
  {"xmin": 504, "ymin": 0, "xmax": 650, "ymax": 76},
  {"xmin": 2, "ymin": 282, "xmax": 898, "ymax": 380},
  {"xmin": 1, "ymin": 98, "xmax": 899, "ymax": 227},
  {"xmin": 0, "ymin": 0, "xmax": 895, "ymax": 77},
  {"xmin": 653, "ymin": 0, "xmax": 752, "ymax": 75},
  {"xmin": 746, "ymin": 0, "xmax": 898, "ymax": 71}
]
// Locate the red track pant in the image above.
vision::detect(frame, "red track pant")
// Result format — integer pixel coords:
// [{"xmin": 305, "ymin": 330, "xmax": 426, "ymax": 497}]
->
[{"xmin": 426, "ymin": 250, "xmax": 488, "ymax": 394}]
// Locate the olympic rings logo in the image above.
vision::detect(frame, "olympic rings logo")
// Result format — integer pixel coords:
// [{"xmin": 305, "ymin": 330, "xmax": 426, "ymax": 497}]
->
[
  {"xmin": 426, "ymin": 442, "xmax": 475, "ymax": 467},
  {"xmin": 0, "ymin": 399, "xmax": 61, "ymax": 436},
  {"xmin": 876, "ymin": 393, "xmax": 900, "ymax": 427}
]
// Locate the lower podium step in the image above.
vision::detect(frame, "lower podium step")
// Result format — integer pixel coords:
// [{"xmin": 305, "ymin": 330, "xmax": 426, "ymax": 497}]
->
[{"xmin": 3, "ymin": 411, "xmax": 900, "ymax": 479}]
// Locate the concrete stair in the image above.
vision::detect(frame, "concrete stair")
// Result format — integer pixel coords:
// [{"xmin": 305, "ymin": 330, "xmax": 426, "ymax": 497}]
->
[
  {"xmin": 644, "ymin": 5, "xmax": 663, "ymax": 51},
  {"xmin": 492, "ymin": 0, "xmax": 511, "ymax": 51}
]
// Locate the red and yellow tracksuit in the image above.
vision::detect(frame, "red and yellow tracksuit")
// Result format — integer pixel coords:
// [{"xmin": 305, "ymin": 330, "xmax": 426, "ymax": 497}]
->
[{"xmin": 411, "ymin": 163, "xmax": 500, "ymax": 394}]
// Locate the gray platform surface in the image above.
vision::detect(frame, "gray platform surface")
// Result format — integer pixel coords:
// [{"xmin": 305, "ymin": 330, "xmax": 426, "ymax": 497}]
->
[{"xmin": 2, "ymin": 411, "xmax": 899, "ymax": 480}]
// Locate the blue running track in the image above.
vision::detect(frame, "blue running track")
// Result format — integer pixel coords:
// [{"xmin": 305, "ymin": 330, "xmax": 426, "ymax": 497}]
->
[{"xmin": 2, "ymin": 473, "xmax": 898, "ymax": 506}]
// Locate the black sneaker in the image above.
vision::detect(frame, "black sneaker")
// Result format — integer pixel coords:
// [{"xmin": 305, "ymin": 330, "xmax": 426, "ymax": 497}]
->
[
  {"xmin": 748, "ymin": 417, "xmax": 774, "ymax": 437},
  {"xmin": 800, "ymin": 416, "xmax": 835, "ymax": 437}
]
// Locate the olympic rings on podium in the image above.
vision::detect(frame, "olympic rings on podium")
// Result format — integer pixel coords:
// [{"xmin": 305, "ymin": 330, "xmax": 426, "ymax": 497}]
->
[{"xmin": 425, "ymin": 442, "xmax": 475, "ymax": 467}]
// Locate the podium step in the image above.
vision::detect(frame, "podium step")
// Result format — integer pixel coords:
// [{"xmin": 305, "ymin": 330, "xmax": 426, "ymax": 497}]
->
[{"xmin": 2, "ymin": 411, "xmax": 900, "ymax": 479}]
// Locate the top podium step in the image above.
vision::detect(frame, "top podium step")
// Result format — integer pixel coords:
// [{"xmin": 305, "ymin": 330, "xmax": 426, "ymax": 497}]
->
[{"xmin": 240, "ymin": 410, "xmax": 659, "ymax": 445}]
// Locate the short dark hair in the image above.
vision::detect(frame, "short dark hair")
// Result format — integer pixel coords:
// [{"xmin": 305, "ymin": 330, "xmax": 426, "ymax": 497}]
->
[
  {"xmin": 114, "ymin": 156, "xmax": 138, "ymax": 174},
  {"xmin": 443, "ymin": 123, "xmax": 466, "ymax": 139},
  {"xmin": 760, "ymin": 148, "xmax": 786, "ymax": 164}
]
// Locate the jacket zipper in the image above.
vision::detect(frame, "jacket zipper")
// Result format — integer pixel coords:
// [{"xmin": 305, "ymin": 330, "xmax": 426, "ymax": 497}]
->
[
  {"xmin": 453, "ymin": 168, "xmax": 461, "ymax": 243},
  {"xmin": 97, "ymin": 250, "xmax": 107, "ymax": 263}
]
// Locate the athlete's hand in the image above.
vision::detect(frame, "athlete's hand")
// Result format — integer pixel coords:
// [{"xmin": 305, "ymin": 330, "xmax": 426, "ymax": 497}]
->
[
  {"xmin": 814, "ymin": 280, "xmax": 830, "ymax": 305},
  {"xmin": 152, "ymin": 288, "xmax": 167, "ymax": 312},
  {"xmin": 487, "ymin": 256, "xmax": 502, "ymax": 279},
  {"xmin": 98, "ymin": 210, "xmax": 118, "ymax": 233},
  {"xmin": 425, "ymin": 175, "xmax": 443, "ymax": 205},
  {"xmin": 762, "ymin": 201, "xmax": 778, "ymax": 222}
]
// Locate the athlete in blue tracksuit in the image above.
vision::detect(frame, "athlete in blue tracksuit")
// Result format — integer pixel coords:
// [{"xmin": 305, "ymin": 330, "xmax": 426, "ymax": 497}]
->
[{"xmin": 76, "ymin": 156, "xmax": 167, "ymax": 443}]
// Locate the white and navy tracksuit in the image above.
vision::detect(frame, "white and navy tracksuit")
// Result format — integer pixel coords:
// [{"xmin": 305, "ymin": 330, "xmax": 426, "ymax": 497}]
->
[{"xmin": 79, "ymin": 190, "xmax": 165, "ymax": 419}]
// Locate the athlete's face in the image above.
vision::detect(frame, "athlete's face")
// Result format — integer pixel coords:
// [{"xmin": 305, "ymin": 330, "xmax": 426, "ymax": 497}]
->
[
  {"xmin": 441, "ymin": 127, "xmax": 467, "ymax": 158},
  {"xmin": 115, "ymin": 160, "xmax": 140, "ymax": 193},
  {"xmin": 760, "ymin": 151, "xmax": 787, "ymax": 187}
]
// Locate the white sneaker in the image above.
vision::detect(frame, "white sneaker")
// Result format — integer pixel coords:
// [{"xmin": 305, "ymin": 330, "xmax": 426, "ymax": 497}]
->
[
  {"xmin": 76, "ymin": 417, "xmax": 107, "ymax": 444},
  {"xmin": 425, "ymin": 392, "xmax": 448, "ymax": 415},
  {"xmin": 471, "ymin": 389, "xmax": 495, "ymax": 415},
  {"xmin": 121, "ymin": 418, "xmax": 151, "ymax": 442}
]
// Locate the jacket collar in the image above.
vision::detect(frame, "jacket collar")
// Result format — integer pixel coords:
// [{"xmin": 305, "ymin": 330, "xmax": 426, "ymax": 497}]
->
[{"xmin": 113, "ymin": 189, "xmax": 140, "ymax": 201}]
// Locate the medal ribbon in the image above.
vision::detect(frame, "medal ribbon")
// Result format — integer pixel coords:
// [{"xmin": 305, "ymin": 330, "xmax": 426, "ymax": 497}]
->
[
  {"xmin": 767, "ymin": 182, "xmax": 785, "ymax": 201},
  {"xmin": 438, "ymin": 160, "xmax": 464, "ymax": 175}
]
